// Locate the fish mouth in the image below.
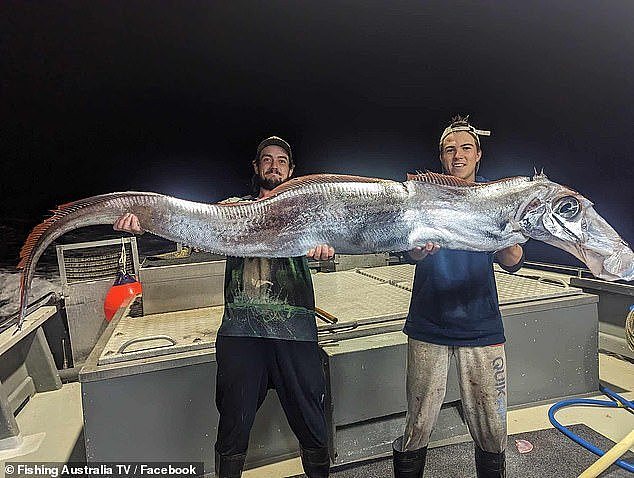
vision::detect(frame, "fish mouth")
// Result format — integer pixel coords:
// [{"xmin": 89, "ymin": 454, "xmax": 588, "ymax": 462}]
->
[
  {"xmin": 576, "ymin": 242, "xmax": 634, "ymax": 281},
  {"xmin": 579, "ymin": 208, "xmax": 634, "ymax": 281},
  {"xmin": 543, "ymin": 205, "xmax": 634, "ymax": 282}
]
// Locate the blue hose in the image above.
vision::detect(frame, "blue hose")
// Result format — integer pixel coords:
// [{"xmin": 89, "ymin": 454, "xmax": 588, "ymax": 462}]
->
[{"xmin": 548, "ymin": 385, "xmax": 634, "ymax": 473}]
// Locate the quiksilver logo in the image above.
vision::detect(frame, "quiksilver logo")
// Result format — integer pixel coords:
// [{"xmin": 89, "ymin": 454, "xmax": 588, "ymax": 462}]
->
[{"xmin": 492, "ymin": 356, "xmax": 505, "ymax": 397}]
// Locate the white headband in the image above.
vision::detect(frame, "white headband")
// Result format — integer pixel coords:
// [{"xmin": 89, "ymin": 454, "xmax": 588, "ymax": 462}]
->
[{"xmin": 439, "ymin": 124, "xmax": 491, "ymax": 150}]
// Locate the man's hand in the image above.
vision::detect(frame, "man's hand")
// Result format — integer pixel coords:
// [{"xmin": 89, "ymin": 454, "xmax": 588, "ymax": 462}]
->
[
  {"xmin": 495, "ymin": 244, "xmax": 523, "ymax": 268},
  {"xmin": 307, "ymin": 244, "xmax": 335, "ymax": 261},
  {"xmin": 113, "ymin": 213, "xmax": 145, "ymax": 235},
  {"xmin": 409, "ymin": 242, "xmax": 440, "ymax": 261}
]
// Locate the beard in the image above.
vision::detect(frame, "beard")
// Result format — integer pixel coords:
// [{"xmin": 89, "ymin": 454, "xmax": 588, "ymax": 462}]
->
[{"xmin": 255, "ymin": 174, "xmax": 285, "ymax": 191}]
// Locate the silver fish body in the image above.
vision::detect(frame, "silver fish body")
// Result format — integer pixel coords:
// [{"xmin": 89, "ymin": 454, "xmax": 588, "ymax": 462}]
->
[
  {"xmin": 143, "ymin": 177, "xmax": 528, "ymax": 256},
  {"xmin": 16, "ymin": 172, "xmax": 634, "ymax": 329}
]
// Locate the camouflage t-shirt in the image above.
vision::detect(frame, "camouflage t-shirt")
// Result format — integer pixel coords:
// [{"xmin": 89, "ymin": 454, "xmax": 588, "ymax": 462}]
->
[{"xmin": 216, "ymin": 196, "xmax": 318, "ymax": 342}]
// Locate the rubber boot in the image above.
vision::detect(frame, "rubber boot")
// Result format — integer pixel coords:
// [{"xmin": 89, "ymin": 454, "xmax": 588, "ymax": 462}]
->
[
  {"xmin": 475, "ymin": 445, "xmax": 506, "ymax": 478},
  {"xmin": 392, "ymin": 436, "xmax": 427, "ymax": 478},
  {"xmin": 214, "ymin": 450, "xmax": 246, "ymax": 478},
  {"xmin": 300, "ymin": 446, "xmax": 330, "ymax": 478}
]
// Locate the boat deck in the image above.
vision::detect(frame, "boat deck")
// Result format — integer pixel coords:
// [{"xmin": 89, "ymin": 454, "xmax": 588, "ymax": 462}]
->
[
  {"xmin": 5, "ymin": 352, "xmax": 632, "ymax": 477},
  {"xmin": 2, "ymin": 263, "xmax": 633, "ymax": 476}
]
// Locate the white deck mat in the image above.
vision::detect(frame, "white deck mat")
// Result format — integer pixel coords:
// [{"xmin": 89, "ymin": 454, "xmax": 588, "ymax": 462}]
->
[
  {"xmin": 356, "ymin": 264, "xmax": 582, "ymax": 305},
  {"xmin": 98, "ymin": 305, "xmax": 223, "ymax": 365},
  {"xmin": 99, "ymin": 265, "xmax": 583, "ymax": 365}
]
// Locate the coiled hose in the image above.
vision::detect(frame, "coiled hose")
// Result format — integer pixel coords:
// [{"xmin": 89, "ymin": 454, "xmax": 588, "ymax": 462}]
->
[{"xmin": 548, "ymin": 385, "xmax": 634, "ymax": 474}]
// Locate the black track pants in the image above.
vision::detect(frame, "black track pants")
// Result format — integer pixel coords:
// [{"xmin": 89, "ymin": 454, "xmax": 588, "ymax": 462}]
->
[{"xmin": 214, "ymin": 335, "xmax": 328, "ymax": 456}]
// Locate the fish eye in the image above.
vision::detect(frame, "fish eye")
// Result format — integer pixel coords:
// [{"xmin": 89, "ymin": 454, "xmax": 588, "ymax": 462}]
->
[{"xmin": 555, "ymin": 196, "xmax": 581, "ymax": 219}]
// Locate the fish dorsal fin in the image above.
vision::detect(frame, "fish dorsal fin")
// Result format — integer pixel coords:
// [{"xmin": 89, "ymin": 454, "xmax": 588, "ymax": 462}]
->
[
  {"xmin": 19, "ymin": 220, "xmax": 55, "ymax": 270},
  {"xmin": 264, "ymin": 174, "xmax": 388, "ymax": 199},
  {"xmin": 406, "ymin": 171, "xmax": 477, "ymax": 187},
  {"xmin": 18, "ymin": 193, "xmax": 134, "ymax": 269}
]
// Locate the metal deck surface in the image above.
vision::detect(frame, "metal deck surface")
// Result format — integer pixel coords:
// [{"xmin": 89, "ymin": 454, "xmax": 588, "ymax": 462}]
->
[
  {"xmin": 98, "ymin": 306, "xmax": 223, "ymax": 365},
  {"xmin": 97, "ymin": 264, "xmax": 585, "ymax": 366},
  {"xmin": 355, "ymin": 264, "xmax": 583, "ymax": 305},
  {"xmin": 312, "ymin": 271, "xmax": 412, "ymax": 324}
]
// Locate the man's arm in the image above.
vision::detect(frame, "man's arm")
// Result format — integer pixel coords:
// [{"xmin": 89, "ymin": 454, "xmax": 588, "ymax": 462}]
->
[{"xmin": 495, "ymin": 244, "xmax": 524, "ymax": 272}]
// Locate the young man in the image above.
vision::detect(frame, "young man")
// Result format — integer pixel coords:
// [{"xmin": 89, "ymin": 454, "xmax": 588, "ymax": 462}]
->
[
  {"xmin": 392, "ymin": 117, "xmax": 523, "ymax": 478},
  {"xmin": 114, "ymin": 136, "xmax": 333, "ymax": 478}
]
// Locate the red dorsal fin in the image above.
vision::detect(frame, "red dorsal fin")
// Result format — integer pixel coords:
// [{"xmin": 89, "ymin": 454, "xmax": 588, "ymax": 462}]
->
[
  {"xmin": 19, "ymin": 199, "xmax": 91, "ymax": 269},
  {"xmin": 17, "ymin": 193, "xmax": 129, "ymax": 269},
  {"xmin": 18, "ymin": 220, "xmax": 53, "ymax": 269},
  {"xmin": 406, "ymin": 171, "xmax": 477, "ymax": 187}
]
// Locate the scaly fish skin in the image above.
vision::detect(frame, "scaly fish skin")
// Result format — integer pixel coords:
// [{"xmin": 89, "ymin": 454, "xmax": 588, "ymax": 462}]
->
[{"xmin": 15, "ymin": 172, "xmax": 633, "ymax": 329}]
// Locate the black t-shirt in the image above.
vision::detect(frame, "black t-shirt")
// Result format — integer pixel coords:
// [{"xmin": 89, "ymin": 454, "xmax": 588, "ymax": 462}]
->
[
  {"xmin": 218, "ymin": 255, "xmax": 317, "ymax": 341},
  {"xmin": 216, "ymin": 196, "xmax": 317, "ymax": 342}
]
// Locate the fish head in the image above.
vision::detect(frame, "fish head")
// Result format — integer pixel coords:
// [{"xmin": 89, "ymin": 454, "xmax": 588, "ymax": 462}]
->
[{"xmin": 516, "ymin": 176, "xmax": 634, "ymax": 281}]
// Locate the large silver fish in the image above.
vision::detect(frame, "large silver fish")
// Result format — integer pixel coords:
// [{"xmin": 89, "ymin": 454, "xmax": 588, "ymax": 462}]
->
[{"xmin": 16, "ymin": 171, "xmax": 634, "ymax": 329}]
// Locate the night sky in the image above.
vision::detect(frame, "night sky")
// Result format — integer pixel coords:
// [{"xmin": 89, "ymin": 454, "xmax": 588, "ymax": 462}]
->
[{"xmin": 2, "ymin": 1, "xmax": 633, "ymax": 267}]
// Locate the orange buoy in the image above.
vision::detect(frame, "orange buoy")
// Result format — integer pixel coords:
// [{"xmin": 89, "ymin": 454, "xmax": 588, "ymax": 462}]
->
[{"xmin": 104, "ymin": 271, "xmax": 142, "ymax": 321}]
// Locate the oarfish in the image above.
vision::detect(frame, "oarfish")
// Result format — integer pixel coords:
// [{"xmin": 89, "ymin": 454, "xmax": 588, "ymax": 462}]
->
[{"xmin": 16, "ymin": 171, "xmax": 634, "ymax": 329}]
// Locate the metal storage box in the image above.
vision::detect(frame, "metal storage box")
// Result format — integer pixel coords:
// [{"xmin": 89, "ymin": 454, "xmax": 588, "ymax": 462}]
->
[
  {"xmin": 333, "ymin": 253, "xmax": 390, "ymax": 271},
  {"xmin": 80, "ymin": 264, "xmax": 600, "ymax": 472},
  {"xmin": 321, "ymin": 291, "xmax": 599, "ymax": 465},
  {"xmin": 80, "ymin": 305, "xmax": 299, "ymax": 476},
  {"xmin": 56, "ymin": 238, "xmax": 140, "ymax": 364},
  {"xmin": 570, "ymin": 277, "xmax": 634, "ymax": 360},
  {"xmin": 139, "ymin": 254, "xmax": 226, "ymax": 315},
  {"xmin": 570, "ymin": 277, "xmax": 633, "ymax": 333}
]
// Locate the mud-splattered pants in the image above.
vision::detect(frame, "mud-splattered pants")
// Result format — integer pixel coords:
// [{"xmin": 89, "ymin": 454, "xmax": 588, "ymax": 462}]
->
[{"xmin": 401, "ymin": 337, "xmax": 507, "ymax": 453}]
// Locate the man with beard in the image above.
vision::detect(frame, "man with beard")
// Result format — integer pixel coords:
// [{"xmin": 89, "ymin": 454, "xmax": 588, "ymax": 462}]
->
[{"xmin": 114, "ymin": 136, "xmax": 333, "ymax": 478}]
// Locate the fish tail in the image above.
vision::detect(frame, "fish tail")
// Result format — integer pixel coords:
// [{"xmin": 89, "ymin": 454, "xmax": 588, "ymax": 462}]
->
[{"xmin": 16, "ymin": 192, "xmax": 156, "ymax": 330}]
